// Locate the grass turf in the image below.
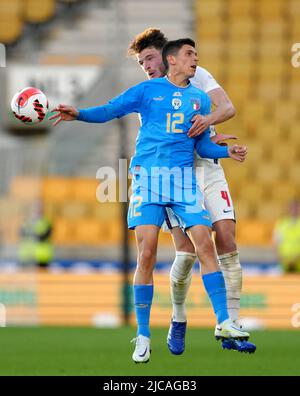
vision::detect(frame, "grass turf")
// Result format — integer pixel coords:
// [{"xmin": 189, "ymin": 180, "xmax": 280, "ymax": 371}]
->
[{"xmin": 0, "ymin": 327, "xmax": 299, "ymax": 376}]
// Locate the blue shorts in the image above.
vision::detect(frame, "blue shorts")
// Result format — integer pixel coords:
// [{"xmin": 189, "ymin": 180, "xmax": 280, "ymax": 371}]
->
[{"xmin": 127, "ymin": 174, "xmax": 212, "ymax": 230}]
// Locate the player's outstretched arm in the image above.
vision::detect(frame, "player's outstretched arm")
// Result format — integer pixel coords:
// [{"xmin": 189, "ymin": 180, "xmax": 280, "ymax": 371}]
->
[
  {"xmin": 228, "ymin": 145, "xmax": 247, "ymax": 162},
  {"xmin": 50, "ymin": 83, "xmax": 144, "ymax": 127},
  {"xmin": 49, "ymin": 104, "xmax": 79, "ymax": 126}
]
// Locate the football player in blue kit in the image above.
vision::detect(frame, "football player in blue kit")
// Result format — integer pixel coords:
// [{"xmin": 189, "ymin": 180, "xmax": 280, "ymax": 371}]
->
[{"xmin": 50, "ymin": 38, "xmax": 249, "ymax": 363}]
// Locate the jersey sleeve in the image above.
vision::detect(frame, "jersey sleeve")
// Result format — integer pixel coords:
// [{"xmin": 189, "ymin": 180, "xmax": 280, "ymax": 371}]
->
[
  {"xmin": 191, "ymin": 66, "xmax": 221, "ymax": 93},
  {"xmin": 194, "ymin": 92, "xmax": 229, "ymax": 159},
  {"xmin": 77, "ymin": 83, "xmax": 144, "ymax": 123},
  {"xmin": 194, "ymin": 130, "xmax": 229, "ymax": 159}
]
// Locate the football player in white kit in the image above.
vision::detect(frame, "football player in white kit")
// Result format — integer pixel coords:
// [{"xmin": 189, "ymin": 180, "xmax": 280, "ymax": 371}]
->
[{"xmin": 128, "ymin": 28, "xmax": 256, "ymax": 354}]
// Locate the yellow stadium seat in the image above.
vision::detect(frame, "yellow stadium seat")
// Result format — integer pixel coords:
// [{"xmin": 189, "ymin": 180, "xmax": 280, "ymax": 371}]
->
[
  {"xmin": 60, "ymin": 202, "xmax": 90, "ymax": 219},
  {"xmin": 0, "ymin": 16, "xmax": 23, "ymax": 44},
  {"xmin": 72, "ymin": 179, "xmax": 99, "ymax": 203},
  {"xmin": 44, "ymin": 202, "xmax": 61, "ymax": 219},
  {"xmin": 256, "ymin": 202, "xmax": 285, "ymax": 221},
  {"xmin": 258, "ymin": 40, "xmax": 285, "ymax": 58},
  {"xmin": 272, "ymin": 102, "xmax": 298, "ymax": 125},
  {"xmin": 253, "ymin": 122, "xmax": 284, "ymax": 143},
  {"xmin": 259, "ymin": 61, "xmax": 285, "ymax": 78},
  {"xmin": 257, "ymin": 0, "xmax": 284, "ymax": 19},
  {"xmin": 196, "ymin": 0, "xmax": 225, "ymax": 18},
  {"xmin": 288, "ymin": 165, "xmax": 300, "ymax": 184},
  {"xmin": 234, "ymin": 201, "xmax": 256, "ymax": 219},
  {"xmin": 290, "ymin": 20, "xmax": 300, "ymax": 37},
  {"xmin": 0, "ymin": 0, "xmax": 23, "ymax": 15},
  {"xmin": 236, "ymin": 219, "xmax": 274, "ymax": 246},
  {"xmin": 257, "ymin": 80, "xmax": 283, "ymax": 100},
  {"xmin": 270, "ymin": 144, "xmax": 298, "ymax": 164},
  {"xmin": 198, "ymin": 28, "xmax": 225, "ymax": 42},
  {"xmin": 74, "ymin": 218, "xmax": 104, "ymax": 245},
  {"xmin": 0, "ymin": 197, "xmax": 26, "ymax": 218},
  {"xmin": 244, "ymin": 102, "xmax": 266, "ymax": 123},
  {"xmin": 224, "ymin": 62, "xmax": 254, "ymax": 78},
  {"xmin": 228, "ymin": 20, "xmax": 256, "ymax": 38},
  {"xmin": 93, "ymin": 202, "xmax": 121, "ymax": 221},
  {"xmin": 238, "ymin": 182, "xmax": 266, "ymax": 206},
  {"xmin": 223, "ymin": 82, "xmax": 251, "ymax": 101},
  {"xmin": 222, "ymin": 162, "xmax": 252, "ymax": 184},
  {"xmin": 197, "ymin": 42, "xmax": 224, "ymax": 58},
  {"xmin": 105, "ymin": 219, "xmax": 122, "ymax": 244},
  {"xmin": 242, "ymin": 142, "xmax": 265, "ymax": 161},
  {"xmin": 10, "ymin": 177, "xmax": 42, "ymax": 201},
  {"xmin": 24, "ymin": 0, "xmax": 56, "ymax": 23},
  {"xmin": 288, "ymin": 81, "xmax": 300, "ymax": 100},
  {"xmin": 288, "ymin": 0, "xmax": 300, "ymax": 18},
  {"xmin": 1, "ymin": 217, "xmax": 22, "ymax": 244},
  {"xmin": 51, "ymin": 218, "xmax": 76, "ymax": 245},
  {"xmin": 259, "ymin": 21, "xmax": 286, "ymax": 38},
  {"xmin": 75, "ymin": 218, "xmax": 123, "ymax": 245},
  {"xmin": 42, "ymin": 178, "xmax": 73, "ymax": 203},
  {"xmin": 227, "ymin": 0, "xmax": 254, "ymax": 16},
  {"xmin": 158, "ymin": 230, "xmax": 172, "ymax": 246},
  {"xmin": 269, "ymin": 182, "xmax": 298, "ymax": 204},
  {"xmin": 254, "ymin": 162, "xmax": 283, "ymax": 183},
  {"xmin": 226, "ymin": 42, "xmax": 254, "ymax": 60}
]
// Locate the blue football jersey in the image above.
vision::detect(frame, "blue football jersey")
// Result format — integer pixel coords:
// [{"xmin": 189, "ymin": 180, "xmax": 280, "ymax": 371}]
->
[{"xmin": 78, "ymin": 76, "xmax": 228, "ymax": 173}]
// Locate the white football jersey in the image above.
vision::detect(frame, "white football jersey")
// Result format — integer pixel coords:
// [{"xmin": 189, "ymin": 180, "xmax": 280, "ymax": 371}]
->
[
  {"xmin": 190, "ymin": 66, "xmax": 221, "ymax": 94},
  {"xmin": 190, "ymin": 66, "xmax": 222, "ymax": 162}
]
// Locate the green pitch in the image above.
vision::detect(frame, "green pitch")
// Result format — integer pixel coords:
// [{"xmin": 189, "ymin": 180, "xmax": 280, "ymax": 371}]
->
[{"xmin": 0, "ymin": 327, "xmax": 299, "ymax": 376}]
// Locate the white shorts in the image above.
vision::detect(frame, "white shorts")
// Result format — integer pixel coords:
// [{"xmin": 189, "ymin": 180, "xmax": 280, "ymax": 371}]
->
[{"xmin": 162, "ymin": 157, "xmax": 235, "ymax": 232}]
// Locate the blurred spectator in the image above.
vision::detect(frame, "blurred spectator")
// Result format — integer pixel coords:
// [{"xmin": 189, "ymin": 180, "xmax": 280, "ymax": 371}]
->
[
  {"xmin": 273, "ymin": 200, "xmax": 300, "ymax": 273},
  {"xmin": 19, "ymin": 202, "xmax": 53, "ymax": 269}
]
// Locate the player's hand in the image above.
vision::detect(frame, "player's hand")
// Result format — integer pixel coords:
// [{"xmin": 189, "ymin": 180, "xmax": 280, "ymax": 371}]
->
[
  {"xmin": 188, "ymin": 114, "xmax": 212, "ymax": 137},
  {"xmin": 211, "ymin": 133, "xmax": 237, "ymax": 145},
  {"xmin": 228, "ymin": 144, "xmax": 247, "ymax": 162},
  {"xmin": 49, "ymin": 104, "xmax": 79, "ymax": 126}
]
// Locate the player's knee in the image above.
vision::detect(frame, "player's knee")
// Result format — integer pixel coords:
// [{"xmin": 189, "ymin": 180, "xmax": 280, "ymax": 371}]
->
[
  {"xmin": 175, "ymin": 239, "xmax": 195, "ymax": 254},
  {"xmin": 195, "ymin": 236, "xmax": 214, "ymax": 255},
  {"xmin": 138, "ymin": 248, "xmax": 156, "ymax": 266},
  {"xmin": 170, "ymin": 266, "xmax": 192, "ymax": 285},
  {"xmin": 215, "ymin": 233, "xmax": 237, "ymax": 254},
  {"xmin": 214, "ymin": 221, "xmax": 237, "ymax": 254}
]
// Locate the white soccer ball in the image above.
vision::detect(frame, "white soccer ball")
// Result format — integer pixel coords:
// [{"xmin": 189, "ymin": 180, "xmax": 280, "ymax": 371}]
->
[{"xmin": 11, "ymin": 87, "xmax": 49, "ymax": 125}]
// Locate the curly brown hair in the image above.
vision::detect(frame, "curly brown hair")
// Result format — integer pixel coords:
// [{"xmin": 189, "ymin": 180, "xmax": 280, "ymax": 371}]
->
[{"xmin": 128, "ymin": 28, "xmax": 168, "ymax": 56}]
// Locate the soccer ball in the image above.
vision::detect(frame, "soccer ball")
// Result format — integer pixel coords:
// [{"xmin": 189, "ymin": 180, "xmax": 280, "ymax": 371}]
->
[{"xmin": 11, "ymin": 87, "xmax": 49, "ymax": 124}]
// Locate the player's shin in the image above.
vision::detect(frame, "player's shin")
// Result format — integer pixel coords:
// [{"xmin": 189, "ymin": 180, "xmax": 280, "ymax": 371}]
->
[
  {"xmin": 202, "ymin": 271, "xmax": 229, "ymax": 324},
  {"xmin": 218, "ymin": 250, "xmax": 242, "ymax": 322},
  {"xmin": 170, "ymin": 251, "xmax": 197, "ymax": 322},
  {"xmin": 134, "ymin": 284, "xmax": 154, "ymax": 337}
]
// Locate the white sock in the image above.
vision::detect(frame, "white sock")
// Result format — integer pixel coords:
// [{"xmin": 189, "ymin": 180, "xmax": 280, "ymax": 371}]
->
[
  {"xmin": 218, "ymin": 250, "xmax": 242, "ymax": 322},
  {"xmin": 170, "ymin": 251, "xmax": 197, "ymax": 322}
]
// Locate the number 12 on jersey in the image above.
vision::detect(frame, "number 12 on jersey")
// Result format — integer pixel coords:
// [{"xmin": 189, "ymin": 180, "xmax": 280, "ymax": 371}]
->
[{"xmin": 166, "ymin": 113, "xmax": 184, "ymax": 133}]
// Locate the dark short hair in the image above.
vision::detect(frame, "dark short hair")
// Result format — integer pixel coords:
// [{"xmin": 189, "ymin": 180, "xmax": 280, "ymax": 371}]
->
[
  {"xmin": 128, "ymin": 28, "xmax": 168, "ymax": 55},
  {"xmin": 162, "ymin": 38, "xmax": 196, "ymax": 70}
]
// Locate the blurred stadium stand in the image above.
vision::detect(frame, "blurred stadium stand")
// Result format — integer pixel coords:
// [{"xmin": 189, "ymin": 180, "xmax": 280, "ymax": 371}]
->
[{"xmin": 196, "ymin": 0, "xmax": 300, "ymax": 250}]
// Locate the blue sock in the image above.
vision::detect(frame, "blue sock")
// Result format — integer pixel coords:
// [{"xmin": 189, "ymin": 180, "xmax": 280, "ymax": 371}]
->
[
  {"xmin": 134, "ymin": 284, "xmax": 154, "ymax": 337},
  {"xmin": 202, "ymin": 271, "xmax": 229, "ymax": 324}
]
